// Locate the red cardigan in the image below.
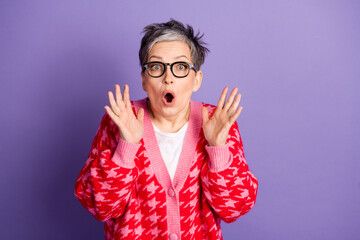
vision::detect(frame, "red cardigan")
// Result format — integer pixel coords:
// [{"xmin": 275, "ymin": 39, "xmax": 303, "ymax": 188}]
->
[{"xmin": 75, "ymin": 98, "xmax": 258, "ymax": 240}]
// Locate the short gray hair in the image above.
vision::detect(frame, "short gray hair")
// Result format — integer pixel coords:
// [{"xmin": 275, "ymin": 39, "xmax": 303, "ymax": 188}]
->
[{"xmin": 139, "ymin": 19, "xmax": 209, "ymax": 71}]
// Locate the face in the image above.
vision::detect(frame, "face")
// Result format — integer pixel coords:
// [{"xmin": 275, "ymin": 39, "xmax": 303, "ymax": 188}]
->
[{"xmin": 141, "ymin": 40, "xmax": 203, "ymax": 119}]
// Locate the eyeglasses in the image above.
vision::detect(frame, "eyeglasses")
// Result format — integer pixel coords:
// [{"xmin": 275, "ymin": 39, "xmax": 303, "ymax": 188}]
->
[{"xmin": 143, "ymin": 61, "xmax": 197, "ymax": 78}]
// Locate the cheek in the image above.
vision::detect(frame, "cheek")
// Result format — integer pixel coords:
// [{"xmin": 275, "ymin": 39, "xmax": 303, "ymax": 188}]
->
[
  {"xmin": 142, "ymin": 78, "xmax": 154, "ymax": 90},
  {"xmin": 184, "ymin": 79, "xmax": 196, "ymax": 90},
  {"xmin": 145, "ymin": 82, "xmax": 162, "ymax": 97},
  {"xmin": 142, "ymin": 81, "xmax": 146, "ymax": 91}
]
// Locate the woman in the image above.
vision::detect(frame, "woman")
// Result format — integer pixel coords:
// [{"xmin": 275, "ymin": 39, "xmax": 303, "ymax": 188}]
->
[{"xmin": 75, "ymin": 19, "xmax": 258, "ymax": 240}]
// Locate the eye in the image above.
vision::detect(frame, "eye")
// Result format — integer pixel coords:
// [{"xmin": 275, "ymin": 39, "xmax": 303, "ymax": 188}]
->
[
  {"xmin": 175, "ymin": 63, "xmax": 188, "ymax": 71},
  {"xmin": 150, "ymin": 64, "xmax": 162, "ymax": 71}
]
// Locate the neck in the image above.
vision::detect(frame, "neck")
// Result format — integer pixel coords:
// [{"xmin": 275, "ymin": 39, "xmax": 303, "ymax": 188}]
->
[{"xmin": 147, "ymin": 100, "xmax": 190, "ymax": 133}]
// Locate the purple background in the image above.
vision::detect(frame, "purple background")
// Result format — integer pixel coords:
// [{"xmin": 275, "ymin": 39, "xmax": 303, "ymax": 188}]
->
[{"xmin": 1, "ymin": 0, "xmax": 359, "ymax": 239}]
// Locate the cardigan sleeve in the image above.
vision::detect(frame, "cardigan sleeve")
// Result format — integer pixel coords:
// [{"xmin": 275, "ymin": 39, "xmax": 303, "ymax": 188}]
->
[
  {"xmin": 74, "ymin": 113, "xmax": 140, "ymax": 222},
  {"xmin": 200, "ymin": 121, "xmax": 258, "ymax": 223}
]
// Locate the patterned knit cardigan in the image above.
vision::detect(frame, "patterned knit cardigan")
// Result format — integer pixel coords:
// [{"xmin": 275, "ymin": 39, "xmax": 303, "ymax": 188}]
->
[{"xmin": 75, "ymin": 98, "xmax": 258, "ymax": 240}]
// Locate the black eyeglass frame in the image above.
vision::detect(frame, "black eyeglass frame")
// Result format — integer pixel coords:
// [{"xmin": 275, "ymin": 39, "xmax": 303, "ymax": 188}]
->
[{"xmin": 143, "ymin": 61, "xmax": 197, "ymax": 78}]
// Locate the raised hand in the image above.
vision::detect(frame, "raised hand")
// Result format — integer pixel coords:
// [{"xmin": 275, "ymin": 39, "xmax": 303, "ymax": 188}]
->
[
  {"xmin": 202, "ymin": 87, "xmax": 243, "ymax": 146},
  {"xmin": 104, "ymin": 84, "xmax": 144, "ymax": 144}
]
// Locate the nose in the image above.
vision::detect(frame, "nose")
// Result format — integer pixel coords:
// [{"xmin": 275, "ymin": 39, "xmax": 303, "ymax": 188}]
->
[{"xmin": 163, "ymin": 65, "xmax": 174, "ymax": 84}]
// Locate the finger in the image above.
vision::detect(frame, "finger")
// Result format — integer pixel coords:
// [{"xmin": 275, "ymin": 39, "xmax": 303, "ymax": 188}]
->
[
  {"xmin": 229, "ymin": 106, "xmax": 243, "ymax": 125},
  {"xmin": 108, "ymin": 91, "xmax": 121, "ymax": 115},
  {"xmin": 216, "ymin": 87, "xmax": 229, "ymax": 110},
  {"xmin": 228, "ymin": 93, "xmax": 241, "ymax": 115},
  {"xmin": 115, "ymin": 84, "xmax": 124, "ymax": 108},
  {"xmin": 201, "ymin": 106, "xmax": 209, "ymax": 124},
  {"xmin": 123, "ymin": 84, "xmax": 131, "ymax": 107},
  {"xmin": 137, "ymin": 108, "xmax": 144, "ymax": 123},
  {"xmin": 224, "ymin": 88, "xmax": 238, "ymax": 111},
  {"xmin": 104, "ymin": 106, "xmax": 119, "ymax": 123}
]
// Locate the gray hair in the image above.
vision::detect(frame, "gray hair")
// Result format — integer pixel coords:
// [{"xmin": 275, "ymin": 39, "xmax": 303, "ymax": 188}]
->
[{"xmin": 139, "ymin": 19, "xmax": 209, "ymax": 71}]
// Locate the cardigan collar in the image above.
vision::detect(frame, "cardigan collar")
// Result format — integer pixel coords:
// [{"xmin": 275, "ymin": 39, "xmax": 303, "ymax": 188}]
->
[{"xmin": 133, "ymin": 98, "xmax": 202, "ymax": 192}]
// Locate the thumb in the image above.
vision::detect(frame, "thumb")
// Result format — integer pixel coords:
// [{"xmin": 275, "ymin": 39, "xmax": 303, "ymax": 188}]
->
[
  {"xmin": 137, "ymin": 108, "xmax": 144, "ymax": 123},
  {"xmin": 201, "ymin": 106, "xmax": 209, "ymax": 124}
]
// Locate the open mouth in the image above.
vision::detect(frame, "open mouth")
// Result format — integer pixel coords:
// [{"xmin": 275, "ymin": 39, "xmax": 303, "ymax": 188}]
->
[
  {"xmin": 165, "ymin": 93, "xmax": 174, "ymax": 103},
  {"xmin": 162, "ymin": 91, "xmax": 175, "ymax": 105}
]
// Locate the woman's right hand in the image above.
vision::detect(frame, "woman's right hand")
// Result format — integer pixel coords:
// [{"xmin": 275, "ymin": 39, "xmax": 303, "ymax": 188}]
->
[{"xmin": 104, "ymin": 84, "xmax": 144, "ymax": 144}]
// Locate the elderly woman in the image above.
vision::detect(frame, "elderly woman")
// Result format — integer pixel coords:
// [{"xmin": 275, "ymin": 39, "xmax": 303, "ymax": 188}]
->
[{"xmin": 75, "ymin": 19, "xmax": 258, "ymax": 240}]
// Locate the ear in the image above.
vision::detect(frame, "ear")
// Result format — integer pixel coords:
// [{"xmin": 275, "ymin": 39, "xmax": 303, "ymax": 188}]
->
[
  {"xmin": 141, "ymin": 72, "xmax": 147, "ymax": 91},
  {"xmin": 192, "ymin": 70, "xmax": 203, "ymax": 92}
]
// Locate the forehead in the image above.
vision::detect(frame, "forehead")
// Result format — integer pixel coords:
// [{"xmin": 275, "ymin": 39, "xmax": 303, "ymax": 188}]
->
[{"xmin": 148, "ymin": 40, "xmax": 191, "ymax": 61}]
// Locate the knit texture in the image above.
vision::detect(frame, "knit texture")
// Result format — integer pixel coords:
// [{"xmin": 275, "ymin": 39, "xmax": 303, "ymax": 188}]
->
[{"xmin": 75, "ymin": 98, "xmax": 258, "ymax": 240}]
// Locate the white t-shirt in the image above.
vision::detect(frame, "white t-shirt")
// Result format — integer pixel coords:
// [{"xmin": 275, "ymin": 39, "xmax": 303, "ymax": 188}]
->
[{"xmin": 152, "ymin": 122, "xmax": 188, "ymax": 181}]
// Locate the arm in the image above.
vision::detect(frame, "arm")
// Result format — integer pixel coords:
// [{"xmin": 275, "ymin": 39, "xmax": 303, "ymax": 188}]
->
[
  {"xmin": 75, "ymin": 84, "xmax": 144, "ymax": 222},
  {"xmin": 74, "ymin": 113, "xmax": 140, "ymax": 222},
  {"xmin": 200, "ymin": 87, "xmax": 258, "ymax": 222},
  {"xmin": 201, "ymin": 121, "xmax": 258, "ymax": 223}
]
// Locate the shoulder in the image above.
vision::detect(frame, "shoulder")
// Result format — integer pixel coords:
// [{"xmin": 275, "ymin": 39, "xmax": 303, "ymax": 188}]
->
[
  {"xmin": 201, "ymin": 102, "xmax": 217, "ymax": 114},
  {"xmin": 131, "ymin": 98, "xmax": 148, "ymax": 112},
  {"xmin": 131, "ymin": 98, "xmax": 147, "ymax": 106},
  {"xmin": 192, "ymin": 100, "xmax": 240, "ymax": 132},
  {"xmin": 191, "ymin": 100, "xmax": 217, "ymax": 117}
]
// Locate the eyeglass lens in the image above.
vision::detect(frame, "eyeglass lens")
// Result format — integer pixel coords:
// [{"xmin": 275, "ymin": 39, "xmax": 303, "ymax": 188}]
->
[{"xmin": 147, "ymin": 62, "xmax": 190, "ymax": 77}]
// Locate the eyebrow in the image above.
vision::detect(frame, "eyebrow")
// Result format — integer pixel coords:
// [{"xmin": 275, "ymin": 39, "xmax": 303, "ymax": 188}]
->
[
  {"xmin": 148, "ymin": 55, "xmax": 162, "ymax": 60},
  {"xmin": 174, "ymin": 55, "xmax": 189, "ymax": 60},
  {"xmin": 148, "ymin": 55, "xmax": 190, "ymax": 61}
]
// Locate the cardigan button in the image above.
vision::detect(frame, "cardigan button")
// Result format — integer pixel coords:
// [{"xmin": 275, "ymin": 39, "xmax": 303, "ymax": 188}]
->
[
  {"xmin": 168, "ymin": 188, "xmax": 175, "ymax": 197},
  {"xmin": 169, "ymin": 233, "xmax": 178, "ymax": 240}
]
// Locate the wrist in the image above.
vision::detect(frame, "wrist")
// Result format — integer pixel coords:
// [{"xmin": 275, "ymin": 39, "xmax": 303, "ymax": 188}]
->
[
  {"xmin": 207, "ymin": 140, "xmax": 227, "ymax": 147},
  {"xmin": 120, "ymin": 132, "xmax": 141, "ymax": 144}
]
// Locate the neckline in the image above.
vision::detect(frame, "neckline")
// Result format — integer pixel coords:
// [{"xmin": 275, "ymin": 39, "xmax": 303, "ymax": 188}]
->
[
  {"xmin": 152, "ymin": 121, "xmax": 189, "ymax": 137},
  {"xmin": 146, "ymin": 98, "xmax": 191, "ymax": 134},
  {"xmin": 133, "ymin": 98, "xmax": 202, "ymax": 190}
]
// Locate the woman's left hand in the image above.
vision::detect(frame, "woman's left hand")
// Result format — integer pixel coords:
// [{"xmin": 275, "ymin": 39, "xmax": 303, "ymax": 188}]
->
[{"xmin": 202, "ymin": 87, "xmax": 243, "ymax": 146}]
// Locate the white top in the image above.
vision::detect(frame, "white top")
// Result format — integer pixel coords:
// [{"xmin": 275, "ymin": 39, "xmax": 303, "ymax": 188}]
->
[{"xmin": 152, "ymin": 122, "xmax": 189, "ymax": 181}]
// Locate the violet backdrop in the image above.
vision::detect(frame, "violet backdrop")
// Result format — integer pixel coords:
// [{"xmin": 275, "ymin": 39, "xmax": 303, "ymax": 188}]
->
[{"xmin": 1, "ymin": 0, "xmax": 359, "ymax": 239}]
